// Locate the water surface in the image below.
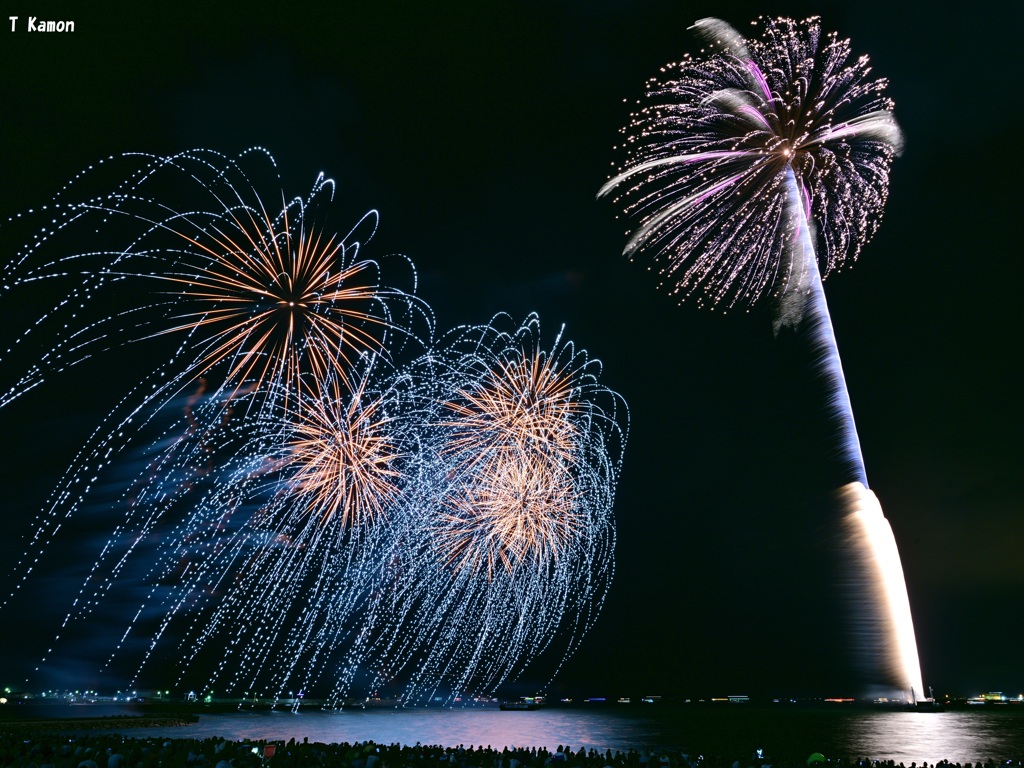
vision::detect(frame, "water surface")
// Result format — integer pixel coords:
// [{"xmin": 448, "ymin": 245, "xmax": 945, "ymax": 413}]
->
[{"xmin": 34, "ymin": 705, "xmax": 1024, "ymax": 764}]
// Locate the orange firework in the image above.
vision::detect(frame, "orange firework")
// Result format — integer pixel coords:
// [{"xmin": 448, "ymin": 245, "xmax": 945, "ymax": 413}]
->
[
  {"xmin": 434, "ymin": 343, "xmax": 585, "ymax": 576},
  {"xmin": 436, "ymin": 449, "xmax": 581, "ymax": 577},
  {"xmin": 0, "ymin": 149, "xmax": 430, "ymax": 415},
  {"xmin": 285, "ymin": 367, "xmax": 407, "ymax": 533},
  {"xmin": 154, "ymin": 190, "xmax": 401, "ymax": 404},
  {"xmin": 441, "ymin": 348, "xmax": 581, "ymax": 469}
]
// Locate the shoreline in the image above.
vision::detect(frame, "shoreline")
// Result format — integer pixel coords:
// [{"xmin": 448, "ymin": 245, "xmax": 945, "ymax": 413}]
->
[{"xmin": 0, "ymin": 715, "xmax": 199, "ymax": 733}]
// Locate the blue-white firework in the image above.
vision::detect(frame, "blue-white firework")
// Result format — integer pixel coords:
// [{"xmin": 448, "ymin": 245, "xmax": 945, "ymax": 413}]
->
[{"xmin": 1, "ymin": 152, "xmax": 628, "ymax": 706}]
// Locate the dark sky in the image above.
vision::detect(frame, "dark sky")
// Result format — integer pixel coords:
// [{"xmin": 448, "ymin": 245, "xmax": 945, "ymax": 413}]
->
[{"xmin": 0, "ymin": 0, "xmax": 1021, "ymax": 701}]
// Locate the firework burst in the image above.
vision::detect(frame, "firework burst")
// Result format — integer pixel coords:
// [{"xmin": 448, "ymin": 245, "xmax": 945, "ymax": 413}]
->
[
  {"xmin": 435, "ymin": 453, "xmax": 582, "ymax": 577},
  {"xmin": 599, "ymin": 16, "xmax": 902, "ymax": 315},
  {"xmin": 435, "ymin": 340, "xmax": 586, "ymax": 576},
  {"xmin": 284, "ymin": 366, "xmax": 407, "ymax": 533},
  {"xmin": 1, "ymin": 147, "xmax": 432, "ymax": 413}
]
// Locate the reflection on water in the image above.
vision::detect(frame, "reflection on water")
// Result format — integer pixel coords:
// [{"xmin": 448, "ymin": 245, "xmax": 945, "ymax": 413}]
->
[
  {"xmin": 48, "ymin": 707, "xmax": 1024, "ymax": 763},
  {"xmin": 840, "ymin": 711, "xmax": 1024, "ymax": 764},
  {"xmin": 89, "ymin": 709, "xmax": 659, "ymax": 754}
]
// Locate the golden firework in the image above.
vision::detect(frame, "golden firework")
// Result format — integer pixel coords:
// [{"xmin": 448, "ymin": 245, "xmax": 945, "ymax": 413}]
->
[
  {"xmin": 442, "ymin": 349, "xmax": 581, "ymax": 467},
  {"xmin": 435, "ymin": 347, "xmax": 583, "ymax": 576},
  {"xmin": 155, "ymin": 195, "xmax": 394, "ymax": 402},
  {"xmin": 437, "ymin": 450, "xmax": 581, "ymax": 577},
  {"xmin": 285, "ymin": 370, "xmax": 406, "ymax": 533}
]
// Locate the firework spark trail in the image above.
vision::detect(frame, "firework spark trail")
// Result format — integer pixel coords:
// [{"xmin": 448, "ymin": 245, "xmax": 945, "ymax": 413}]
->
[
  {"xmin": 601, "ymin": 17, "xmax": 922, "ymax": 700},
  {"xmin": 782, "ymin": 166, "xmax": 867, "ymax": 487},
  {"xmin": 16, "ymin": 352, "xmax": 421, "ymax": 702},
  {"xmin": 839, "ymin": 482, "xmax": 924, "ymax": 703},
  {"xmin": 77, "ymin": 398, "xmax": 292, "ymax": 680},
  {"xmin": 146, "ymin": 316, "xmax": 626, "ymax": 707}
]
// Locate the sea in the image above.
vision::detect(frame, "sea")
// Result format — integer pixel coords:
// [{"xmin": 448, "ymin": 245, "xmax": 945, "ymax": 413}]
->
[{"xmin": 10, "ymin": 704, "xmax": 1024, "ymax": 765}]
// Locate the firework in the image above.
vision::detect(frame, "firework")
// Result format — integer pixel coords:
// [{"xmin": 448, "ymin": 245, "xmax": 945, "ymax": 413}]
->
[
  {"xmin": 285, "ymin": 365, "xmax": 408, "ymax": 533},
  {"xmin": 600, "ymin": 16, "xmax": 902, "ymax": 316},
  {"xmin": 434, "ymin": 336, "xmax": 586, "ymax": 576},
  {"xmin": 602, "ymin": 17, "xmax": 922, "ymax": 701},
  {"xmin": 430, "ymin": 316, "xmax": 624, "ymax": 576},
  {"xmin": 17, "ymin": 352, "xmax": 422, "ymax": 703},
  {"xmin": 323, "ymin": 315, "xmax": 627, "ymax": 705},
  {"xmin": 0, "ymin": 148, "xmax": 430, "ymax": 619},
  {"xmin": 153, "ymin": 359, "xmax": 421, "ymax": 701},
  {"xmin": 1, "ymin": 148, "xmax": 431, "ymax": 412},
  {"xmin": 435, "ymin": 453, "xmax": 582, "ymax": 577},
  {"xmin": 83, "ymin": 318, "xmax": 627, "ymax": 707},
  {"xmin": 1, "ymin": 150, "xmax": 629, "ymax": 706}
]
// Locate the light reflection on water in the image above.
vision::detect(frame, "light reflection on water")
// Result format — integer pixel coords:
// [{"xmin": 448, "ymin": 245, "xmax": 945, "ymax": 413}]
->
[
  {"xmin": 839, "ymin": 711, "xmax": 1024, "ymax": 764},
  {"xmin": 53, "ymin": 707, "xmax": 1024, "ymax": 764},
  {"xmin": 83, "ymin": 709, "xmax": 657, "ymax": 754}
]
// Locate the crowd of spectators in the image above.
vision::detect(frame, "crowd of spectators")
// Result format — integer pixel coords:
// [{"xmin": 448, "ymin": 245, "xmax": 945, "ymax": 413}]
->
[{"xmin": 0, "ymin": 731, "xmax": 1019, "ymax": 768}]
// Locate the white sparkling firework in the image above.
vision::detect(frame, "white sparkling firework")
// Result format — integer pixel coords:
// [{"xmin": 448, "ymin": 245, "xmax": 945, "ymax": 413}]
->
[
  {"xmin": 601, "ymin": 18, "xmax": 922, "ymax": 701},
  {"xmin": 1, "ymin": 153, "xmax": 628, "ymax": 705},
  {"xmin": 124, "ymin": 359, "xmax": 423, "ymax": 703},
  {"xmin": 599, "ymin": 16, "xmax": 902, "ymax": 313}
]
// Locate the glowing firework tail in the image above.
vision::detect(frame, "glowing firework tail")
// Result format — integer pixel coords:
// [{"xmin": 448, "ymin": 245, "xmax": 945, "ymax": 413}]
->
[
  {"xmin": 782, "ymin": 166, "xmax": 866, "ymax": 487},
  {"xmin": 601, "ymin": 16, "xmax": 922, "ymax": 700},
  {"xmin": 839, "ymin": 482, "xmax": 924, "ymax": 702}
]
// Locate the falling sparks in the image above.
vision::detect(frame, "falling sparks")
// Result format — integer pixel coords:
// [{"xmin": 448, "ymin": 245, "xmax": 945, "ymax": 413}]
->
[{"xmin": 328, "ymin": 315, "xmax": 626, "ymax": 705}]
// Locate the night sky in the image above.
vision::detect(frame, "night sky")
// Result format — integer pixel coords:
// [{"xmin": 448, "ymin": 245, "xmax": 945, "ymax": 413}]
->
[{"xmin": 1, "ymin": 0, "xmax": 1021, "ymax": 700}]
